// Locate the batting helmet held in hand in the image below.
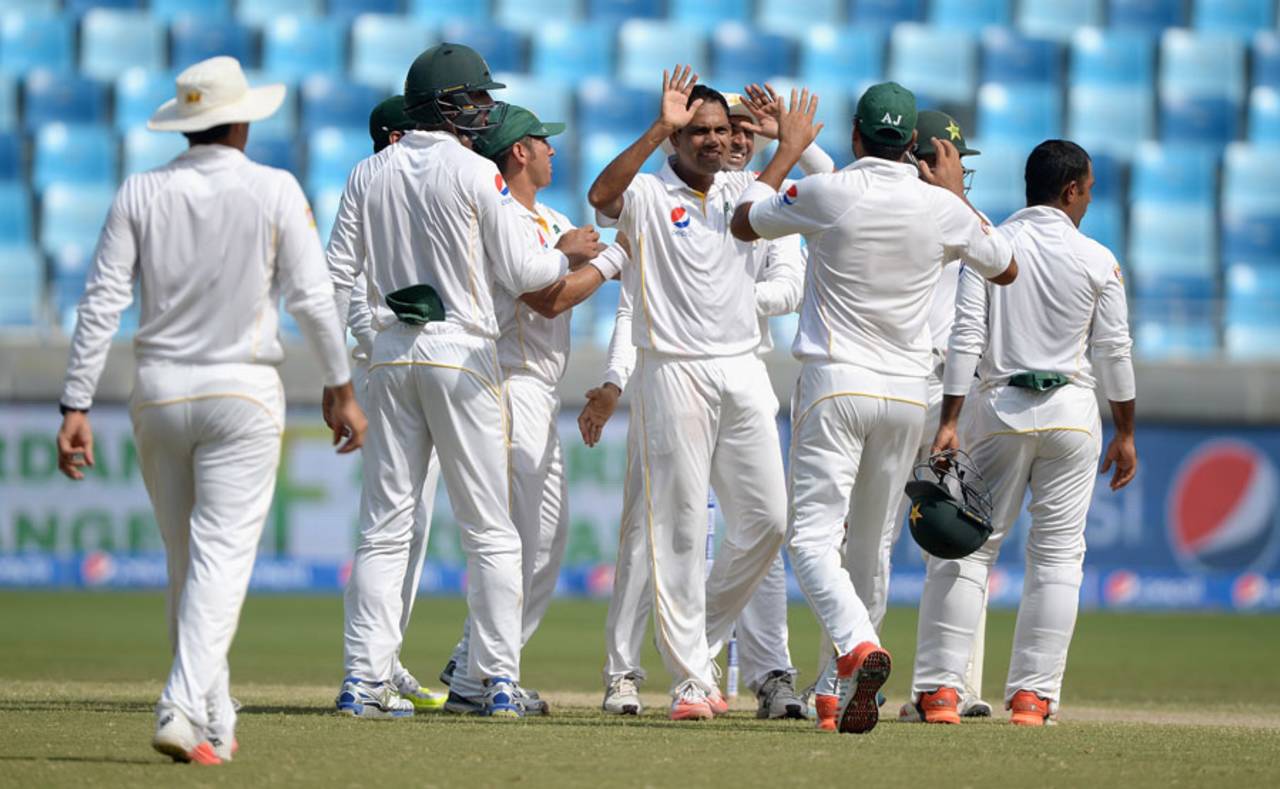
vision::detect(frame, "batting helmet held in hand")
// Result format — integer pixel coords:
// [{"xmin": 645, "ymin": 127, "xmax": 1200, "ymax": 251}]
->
[{"xmin": 904, "ymin": 449, "xmax": 994, "ymax": 560}]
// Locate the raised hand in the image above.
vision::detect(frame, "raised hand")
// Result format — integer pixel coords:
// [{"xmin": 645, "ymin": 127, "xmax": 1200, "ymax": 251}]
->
[
  {"xmin": 740, "ymin": 83, "xmax": 782, "ymax": 139},
  {"xmin": 917, "ymin": 137, "xmax": 966, "ymax": 198},
  {"xmin": 659, "ymin": 64, "xmax": 702, "ymax": 131},
  {"xmin": 776, "ymin": 87, "xmax": 823, "ymax": 154}
]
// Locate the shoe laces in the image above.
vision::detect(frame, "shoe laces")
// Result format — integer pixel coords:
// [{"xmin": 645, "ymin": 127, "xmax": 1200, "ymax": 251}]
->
[
  {"xmin": 674, "ymin": 680, "xmax": 707, "ymax": 705},
  {"xmin": 610, "ymin": 674, "xmax": 639, "ymax": 697}
]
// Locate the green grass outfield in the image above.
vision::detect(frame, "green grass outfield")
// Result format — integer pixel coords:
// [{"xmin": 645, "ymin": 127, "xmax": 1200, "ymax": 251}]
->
[{"xmin": 1, "ymin": 592, "xmax": 1278, "ymax": 788}]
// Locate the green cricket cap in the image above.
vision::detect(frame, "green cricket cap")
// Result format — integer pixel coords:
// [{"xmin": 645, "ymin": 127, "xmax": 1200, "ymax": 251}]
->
[
  {"xmin": 385, "ymin": 284, "xmax": 446, "ymax": 325},
  {"xmin": 369, "ymin": 95, "xmax": 414, "ymax": 151},
  {"xmin": 855, "ymin": 81, "xmax": 917, "ymax": 147},
  {"xmin": 473, "ymin": 104, "xmax": 565, "ymax": 160},
  {"xmin": 913, "ymin": 110, "xmax": 979, "ymax": 159}
]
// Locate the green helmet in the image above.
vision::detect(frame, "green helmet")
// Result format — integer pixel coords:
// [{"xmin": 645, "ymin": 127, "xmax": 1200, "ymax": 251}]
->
[
  {"xmin": 913, "ymin": 110, "xmax": 980, "ymax": 159},
  {"xmin": 369, "ymin": 95, "xmax": 413, "ymax": 152},
  {"xmin": 903, "ymin": 450, "xmax": 994, "ymax": 560},
  {"xmin": 403, "ymin": 42, "xmax": 506, "ymax": 128}
]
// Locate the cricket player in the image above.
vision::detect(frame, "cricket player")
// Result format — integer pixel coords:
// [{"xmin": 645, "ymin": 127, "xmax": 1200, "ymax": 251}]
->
[
  {"xmin": 731, "ymin": 83, "xmax": 1018, "ymax": 733},
  {"xmin": 586, "ymin": 66, "xmax": 794, "ymax": 721},
  {"xmin": 582, "ymin": 87, "xmax": 834, "ymax": 719},
  {"xmin": 910, "ymin": 139, "xmax": 1137, "ymax": 726},
  {"xmin": 438, "ymin": 105, "xmax": 628, "ymax": 715},
  {"xmin": 330, "ymin": 43, "xmax": 602, "ymax": 719},
  {"xmin": 327, "ymin": 95, "xmax": 446, "ymax": 712},
  {"xmin": 55, "ymin": 56, "xmax": 360, "ymax": 764}
]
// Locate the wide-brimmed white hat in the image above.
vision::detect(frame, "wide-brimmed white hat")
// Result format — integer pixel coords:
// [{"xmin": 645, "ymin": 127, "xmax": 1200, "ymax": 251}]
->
[
  {"xmin": 148, "ymin": 56, "xmax": 285, "ymax": 132},
  {"xmin": 660, "ymin": 92, "xmax": 767, "ymax": 157}
]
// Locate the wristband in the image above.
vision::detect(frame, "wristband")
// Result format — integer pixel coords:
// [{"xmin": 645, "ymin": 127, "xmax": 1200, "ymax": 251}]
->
[{"xmin": 59, "ymin": 403, "xmax": 89, "ymax": 415}]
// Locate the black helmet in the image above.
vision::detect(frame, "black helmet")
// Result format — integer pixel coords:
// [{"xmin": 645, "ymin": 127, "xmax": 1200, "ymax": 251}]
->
[
  {"xmin": 903, "ymin": 449, "xmax": 994, "ymax": 560},
  {"xmin": 403, "ymin": 42, "xmax": 506, "ymax": 132}
]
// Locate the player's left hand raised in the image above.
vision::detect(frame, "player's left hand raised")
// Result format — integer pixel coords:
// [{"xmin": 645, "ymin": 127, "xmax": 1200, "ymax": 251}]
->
[
  {"xmin": 658, "ymin": 64, "xmax": 702, "ymax": 131},
  {"xmin": 741, "ymin": 83, "xmax": 782, "ymax": 140},
  {"xmin": 1101, "ymin": 433, "xmax": 1138, "ymax": 491},
  {"xmin": 775, "ymin": 87, "xmax": 823, "ymax": 154}
]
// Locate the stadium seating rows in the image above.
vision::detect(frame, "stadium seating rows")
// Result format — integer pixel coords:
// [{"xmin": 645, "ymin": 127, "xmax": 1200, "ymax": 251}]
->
[{"xmin": 0, "ymin": 0, "xmax": 1277, "ymax": 359}]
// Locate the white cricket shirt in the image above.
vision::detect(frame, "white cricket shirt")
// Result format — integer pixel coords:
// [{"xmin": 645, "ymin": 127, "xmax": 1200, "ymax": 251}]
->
[
  {"xmin": 746, "ymin": 157, "xmax": 1013, "ymax": 379},
  {"xmin": 61, "ymin": 144, "xmax": 350, "ymax": 409},
  {"xmin": 944, "ymin": 205, "xmax": 1135, "ymax": 402}
]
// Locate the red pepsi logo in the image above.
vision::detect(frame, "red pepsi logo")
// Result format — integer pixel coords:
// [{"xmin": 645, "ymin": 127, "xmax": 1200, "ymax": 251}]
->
[
  {"xmin": 81, "ymin": 552, "xmax": 116, "ymax": 587},
  {"xmin": 1104, "ymin": 569, "xmax": 1139, "ymax": 606},
  {"xmin": 588, "ymin": 563, "xmax": 615, "ymax": 598},
  {"xmin": 1232, "ymin": 573, "xmax": 1268, "ymax": 609},
  {"xmin": 1167, "ymin": 439, "xmax": 1280, "ymax": 573},
  {"xmin": 495, "ymin": 174, "xmax": 509, "ymax": 196},
  {"xmin": 670, "ymin": 206, "xmax": 691, "ymax": 229},
  {"xmin": 338, "ymin": 559, "xmax": 353, "ymax": 588},
  {"xmin": 781, "ymin": 184, "xmax": 798, "ymax": 205}
]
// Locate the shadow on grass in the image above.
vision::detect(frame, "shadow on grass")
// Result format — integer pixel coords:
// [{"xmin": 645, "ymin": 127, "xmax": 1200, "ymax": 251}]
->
[
  {"xmin": 0, "ymin": 755, "xmax": 161, "ymax": 766},
  {"xmin": 0, "ymin": 700, "xmax": 153, "ymax": 714}
]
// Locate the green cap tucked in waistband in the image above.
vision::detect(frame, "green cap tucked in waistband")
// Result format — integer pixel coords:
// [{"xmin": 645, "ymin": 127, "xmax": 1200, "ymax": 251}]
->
[
  {"xmin": 855, "ymin": 81, "xmax": 917, "ymax": 147},
  {"xmin": 386, "ymin": 284, "xmax": 446, "ymax": 325},
  {"xmin": 473, "ymin": 103, "xmax": 565, "ymax": 160},
  {"xmin": 1008, "ymin": 371, "xmax": 1070, "ymax": 391},
  {"xmin": 369, "ymin": 95, "xmax": 415, "ymax": 152}
]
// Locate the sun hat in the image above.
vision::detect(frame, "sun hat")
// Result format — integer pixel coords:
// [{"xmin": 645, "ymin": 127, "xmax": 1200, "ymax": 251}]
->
[{"xmin": 148, "ymin": 56, "xmax": 285, "ymax": 133}]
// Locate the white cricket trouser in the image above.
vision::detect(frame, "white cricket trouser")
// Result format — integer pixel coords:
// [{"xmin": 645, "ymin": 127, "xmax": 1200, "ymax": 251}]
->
[
  {"xmin": 352, "ymin": 361, "xmax": 440, "ymax": 683},
  {"xmin": 912, "ymin": 385, "xmax": 1101, "ymax": 705},
  {"xmin": 632, "ymin": 349, "xmax": 787, "ymax": 694},
  {"xmin": 131, "ymin": 362, "xmax": 284, "ymax": 740},
  {"xmin": 448, "ymin": 374, "xmax": 569, "ymax": 699},
  {"xmin": 734, "ymin": 551, "xmax": 795, "ymax": 690},
  {"xmin": 788, "ymin": 361, "xmax": 925, "ymax": 660},
  {"xmin": 344, "ymin": 327, "xmax": 521, "ymax": 685}
]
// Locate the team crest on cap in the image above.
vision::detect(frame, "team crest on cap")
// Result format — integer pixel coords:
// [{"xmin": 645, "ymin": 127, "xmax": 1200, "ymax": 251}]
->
[
  {"xmin": 781, "ymin": 184, "xmax": 799, "ymax": 205},
  {"xmin": 670, "ymin": 206, "xmax": 691, "ymax": 229},
  {"xmin": 495, "ymin": 174, "xmax": 509, "ymax": 196}
]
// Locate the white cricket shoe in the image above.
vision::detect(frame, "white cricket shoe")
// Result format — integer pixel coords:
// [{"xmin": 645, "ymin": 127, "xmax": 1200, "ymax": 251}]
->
[
  {"xmin": 756, "ymin": 670, "xmax": 807, "ymax": 719},
  {"xmin": 513, "ymin": 683, "xmax": 549, "ymax": 716},
  {"xmin": 335, "ymin": 677, "xmax": 414, "ymax": 719},
  {"xmin": 482, "ymin": 677, "xmax": 523, "ymax": 718},
  {"xmin": 602, "ymin": 673, "xmax": 643, "ymax": 715},
  {"xmin": 152, "ymin": 704, "xmax": 220, "ymax": 765},
  {"xmin": 960, "ymin": 696, "xmax": 994, "ymax": 718}
]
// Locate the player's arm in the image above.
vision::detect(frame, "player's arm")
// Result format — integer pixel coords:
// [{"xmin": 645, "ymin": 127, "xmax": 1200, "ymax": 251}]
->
[
  {"xmin": 521, "ymin": 240, "xmax": 628, "ymax": 318},
  {"xmin": 731, "ymin": 87, "xmax": 825, "ymax": 242},
  {"xmin": 57, "ymin": 183, "xmax": 140, "ymax": 479},
  {"xmin": 326, "ymin": 160, "xmax": 369, "ymax": 337},
  {"xmin": 579, "ymin": 282, "xmax": 635, "ymax": 447},
  {"xmin": 588, "ymin": 64, "xmax": 702, "ymax": 220},
  {"xmin": 754, "ymin": 234, "xmax": 803, "ymax": 317},
  {"xmin": 275, "ymin": 177, "xmax": 364, "ymax": 453},
  {"xmin": 927, "ymin": 139, "xmax": 1018, "ymax": 285},
  {"xmin": 1092, "ymin": 258, "xmax": 1138, "ymax": 491},
  {"xmin": 347, "ymin": 273, "xmax": 376, "ymax": 360},
  {"xmin": 934, "ymin": 263, "xmax": 991, "ymax": 455}
]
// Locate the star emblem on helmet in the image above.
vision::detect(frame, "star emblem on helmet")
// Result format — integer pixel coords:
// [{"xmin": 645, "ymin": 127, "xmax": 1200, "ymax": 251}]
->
[
  {"xmin": 945, "ymin": 121, "xmax": 962, "ymax": 141},
  {"xmin": 909, "ymin": 502, "xmax": 923, "ymax": 525}
]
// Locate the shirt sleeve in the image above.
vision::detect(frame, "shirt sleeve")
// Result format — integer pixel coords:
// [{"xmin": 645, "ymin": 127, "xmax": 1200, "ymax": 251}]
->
[
  {"xmin": 596, "ymin": 177, "xmax": 649, "ymax": 234},
  {"xmin": 754, "ymin": 235, "xmax": 804, "ymax": 317},
  {"xmin": 604, "ymin": 276, "xmax": 637, "ymax": 391},
  {"xmin": 276, "ymin": 175, "xmax": 351, "ymax": 387},
  {"xmin": 1091, "ymin": 256, "xmax": 1137, "ymax": 402},
  {"xmin": 326, "ymin": 158, "xmax": 369, "ymax": 347},
  {"xmin": 745, "ymin": 173, "xmax": 842, "ymax": 240},
  {"xmin": 347, "ymin": 272, "xmax": 375, "ymax": 363},
  {"xmin": 933, "ymin": 189, "xmax": 1013, "ymax": 280},
  {"xmin": 942, "ymin": 262, "xmax": 989, "ymax": 396},
  {"xmin": 796, "ymin": 142, "xmax": 836, "ymax": 175},
  {"xmin": 474, "ymin": 163, "xmax": 568, "ymax": 295},
  {"xmin": 60, "ymin": 183, "xmax": 139, "ymax": 410}
]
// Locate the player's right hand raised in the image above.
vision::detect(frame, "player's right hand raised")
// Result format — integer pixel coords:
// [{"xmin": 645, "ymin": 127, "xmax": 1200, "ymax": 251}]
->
[{"xmin": 556, "ymin": 226, "xmax": 607, "ymax": 269}]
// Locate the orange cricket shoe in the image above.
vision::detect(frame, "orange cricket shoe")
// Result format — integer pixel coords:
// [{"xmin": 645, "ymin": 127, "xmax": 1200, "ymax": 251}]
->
[
  {"xmin": 669, "ymin": 681, "xmax": 714, "ymax": 721},
  {"xmin": 1009, "ymin": 690, "xmax": 1053, "ymax": 726},
  {"xmin": 918, "ymin": 687, "xmax": 962, "ymax": 724},
  {"xmin": 814, "ymin": 694, "xmax": 838, "ymax": 732},
  {"xmin": 706, "ymin": 689, "xmax": 729, "ymax": 716},
  {"xmin": 833, "ymin": 641, "xmax": 891, "ymax": 734}
]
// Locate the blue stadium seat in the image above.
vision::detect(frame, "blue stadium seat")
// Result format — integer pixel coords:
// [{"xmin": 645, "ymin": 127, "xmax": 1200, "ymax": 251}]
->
[
  {"xmin": 1129, "ymin": 202, "xmax": 1217, "ymax": 276},
  {"xmin": 1160, "ymin": 29, "xmax": 1246, "ymax": 103},
  {"xmin": 975, "ymin": 82, "xmax": 1062, "ymax": 146},
  {"xmin": 122, "ymin": 128, "xmax": 186, "ymax": 175},
  {"xmin": 579, "ymin": 131, "xmax": 665, "ymax": 196},
  {"xmin": 588, "ymin": 0, "xmax": 664, "ymax": 24},
  {"xmin": 151, "ymin": 0, "xmax": 231, "ymax": 20},
  {"xmin": 1089, "ymin": 151, "xmax": 1123, "ymax": 201},
  {"xmin": 497, "ymin": 0, "xmax": 583, "ymax": 31},
  {"xmin": 301, "ymin": 77, "xmax": 384, "ymax": 131},
  {"xmin": 65, "ymin": 0, "xmax": 139, "ymax": 13},
  {"xmin": 930, "ymin": 0, "xmax": 1012, "ymax": 32},
  {"xmin": 764, "ymin": 77, "xmax": 853, "ymax": 165},
  {"xmin": 1225, "ymin": 324, "xmax": 1280, "ymax": 358},
  {"xmin": 0, "ymin": 182, "xmax": 31, "ymax": 244},
  {"xmin": 24, "ymin": 71, "xmax": 110, "ymax": 131},
  {"xmin": 1222, "ymin": 212, "xmax": 1280, "ymax": 264},
  {"xmin": 39, "ymin": 183, "xmax": 114, "ymax": 258},
  {"xmin": 350, "ymin": 15, "xmax": 434, "ymax": 91},
  {"xmin": 1160, "ymin": 93, "xmax": 1242, "ymax": 150},
  {"xmin": 1254, "ymin": 31, "xmax": 1280, "ymax": 90},
  {"xmin": 576, "ymin": 79, "xmax": 657, "ymax": 138},
  {"xmin": 1069, "ymin": 28, "xmax": 1155, "ymax": 90},
  {"xmin": 241, "ymin": 74, "xmax": 297, "ymax": 138},
  {"xmin": 329, "ymin": 0, "xmax": 400, "ymax": 20},
  {"xmin": 757, "ymin": 0, "xmax": 841, "ymax": 36},
  {"xmin": 889, "ymin": 24, "xmax": 977, "ymax": 104},
  {"xmin": 711, "ymin": 23, "xmax": 793, "ymax": 92},
  {"xmin": 1131, "ymin": 142, "xmax": 1217, "ymax": 204},
  {"xmin": 1108, "ymin": 0, "xmax": 1186, "ymax": 31},
  {"xmin": 0, "ymin": 131, "xmax": 20, "ymax": 181},
  {"xmin": 492, "ymin": 73, "xmax": 573, "ymax": 130},
  {"xmin": 617, "ymin": 20, "xmax": 708, "ymax": 89},
  {"xmin": 852, "ymin": 0, "xmax": 925, "ymax": 27},
  {"xmin": 80, "ymin": 9, "xmax": 166, "ymax": 81},
  {"xmin": 115, "ymin": 69, "xmax": 174, "ymax": 133},
  {"xmin": 264, "ymin": 17, "xmax": 345, "ymax": 79},
  {"xmin": 408, "ymin": 0, "xmax": 490, "ymax": 25},
  {"xmin": 34, "ymin": 124, "xmax": 117, "ymax": 192},
  {"xmin": 801, "ymin": 26, "xmax": 885, "ymax": 88},
  {"xmin": 1079, "ymin": 198, "xmax": 1124, "ymax": 256},
  {"xmin": 438, "ymin": 23, "xmax": 526, "ymax": 75},
  {"xmin": 0, "ymin": 245, "xmax": 42, "ymax": 327},
  {"xmin": 237, "ymin": 0, "xmax": 322, "ymax": 26},
  {"xmin": 312, "ymin": 186, "xmax": 343, "ymax": 249},
  {"xmin": 2, "ymin": 0, "xmax": 59, "ymax": 13},
  {"xmin": 0, "ymin": 13, "xmax": 73, "ymax": 74},
  {"xmin": 1134, "ymin": 271, "xmax": 1217, "ymax": 326},
  {"xmin": 245, "ymin": 133, "xmax": 301, "ymax": 178},
  {"xmin": 1193, "ymin": 0, "xmax": 1275, "ymax": 36},
  {"xmin": 531, "ymin": 22, "xmax": 614, "ymax": 83},
  {"xmin": 1135, "ymin": 321, "xmax": 1219, "ymax": 359},
  {"xmin": 1017, "ymin": 0, "xmax": 1102, "ymax": 43},
  {"xmin": 980, "ymin": 28, "xmax": 1061, "ymax": 85},
  {"xmin": 306, "ymin": 128, "xmax": 368, "ymax": 196},
  {"xmin": 963, "ymin": 138, "xmax": 1029, "ymax": 224},
  {"xmin": 1068, "ymin": 86, "xmax": 1154, "ymax": 161},
  {"xmin": 171, "ymin": 17, "xmax": 255, "ymax": 71},
  {"xmin": 669, "ymin": 0, "xmax": 751, "ymax": 31},
  {"xmin": 1226, "ymin": 262, "xmax": 1280, "ymax": 327},
  {"xmin": 0, "ymin": 74, "xmax": 15, "ymax": 132},
  {"xmin": 1222, "ymin": 142, "xmax": 1280, "ymax": 216}
]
